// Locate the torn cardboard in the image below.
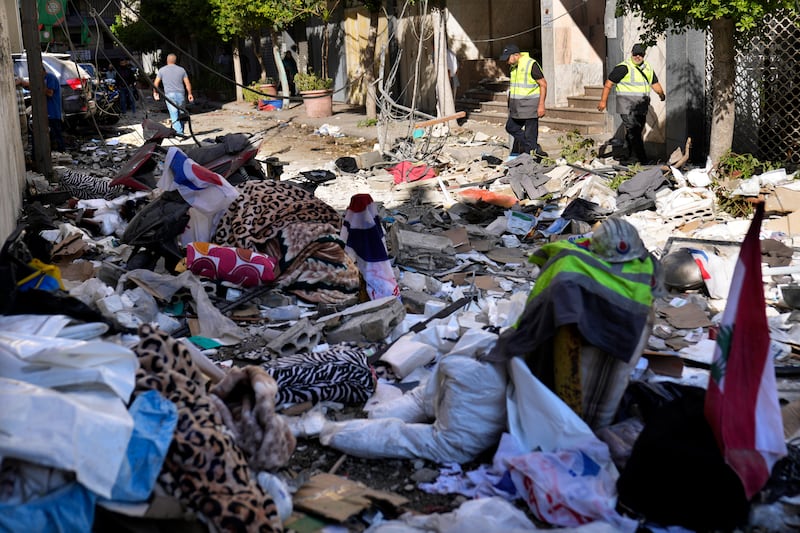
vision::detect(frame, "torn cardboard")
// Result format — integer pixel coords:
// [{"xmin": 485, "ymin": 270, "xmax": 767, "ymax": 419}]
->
[{"xmin": 293, "ymin": 473, "xmax": 408, "ymax": 523}]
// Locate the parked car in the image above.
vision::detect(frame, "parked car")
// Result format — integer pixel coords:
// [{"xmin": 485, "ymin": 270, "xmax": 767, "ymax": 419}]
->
[{"xmin": 13, "ymin": 52, "xmax": 96, "ymax": 129}]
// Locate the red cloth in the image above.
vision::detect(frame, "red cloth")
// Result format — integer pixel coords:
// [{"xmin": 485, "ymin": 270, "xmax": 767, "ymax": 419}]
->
[
  {"xmin": 388, "ymin": 161, "xmax": 436, "ymax": 184},
  {"xmin": 704, "ymin": 202, "xmax": 786, "ymax": 499}
]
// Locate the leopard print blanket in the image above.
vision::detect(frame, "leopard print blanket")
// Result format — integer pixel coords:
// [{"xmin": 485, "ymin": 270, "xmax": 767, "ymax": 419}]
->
[
  {"xmin": 132, "ymin": 324, "xmax": 285, "ymax": 532},
  {"xmin": 213, "ymin": 181, "xmax": 359, "ymax": 304}
]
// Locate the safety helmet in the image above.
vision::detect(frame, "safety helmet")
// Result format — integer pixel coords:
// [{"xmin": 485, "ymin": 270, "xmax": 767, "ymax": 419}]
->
[
  {"xmin": 660, "ymin": 248, "xmax": 705, "ymax": 291},
  {"xmin": 590, "ymin": 218, "xmax": 646, "ymax": 263}
]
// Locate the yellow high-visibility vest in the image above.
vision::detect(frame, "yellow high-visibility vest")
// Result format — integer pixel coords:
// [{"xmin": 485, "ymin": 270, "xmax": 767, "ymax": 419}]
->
[
  {"xmin": 508, "ymin": 52, "xmax": 541, "ymax": 119},
  {"xmin": 615, "ymin": 58, "xmax": 655, "ymax": 114}
]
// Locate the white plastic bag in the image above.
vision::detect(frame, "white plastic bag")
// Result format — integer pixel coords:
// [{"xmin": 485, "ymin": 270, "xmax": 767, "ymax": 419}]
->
[
  {"xmin": 507, "ymin": 450, "xmax": 637, "ymax": 531},
  {"xmin": 0, "ymin": 378, "xmax": 134, "ymax": 499},
  {"xmin": 0, "ymin": 331, "xmax": 138, "ymax": 400},
  {"xmin": 506, "ymin": 357, "xmax": 601, "ymax": 454},
  {"xmin": 320, "ymin": 329, "xmax": 506, "ymax": 463}
]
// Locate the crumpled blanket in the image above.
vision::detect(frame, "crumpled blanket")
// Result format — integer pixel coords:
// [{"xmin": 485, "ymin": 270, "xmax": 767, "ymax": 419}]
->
[
  {"xmin": 263, "ymin": 347, "xmax": 376, "ymax": 406},
  {"xmin": 132, "ymin": 324, "xmax": 283, "ymax": 532},
  {"xmin": 209, "ymin": 366, "xmax": 297, "ymax": 472},
  {"xmin": 213, "ymin": 181, "xmax": 359, "ymax": 304}
]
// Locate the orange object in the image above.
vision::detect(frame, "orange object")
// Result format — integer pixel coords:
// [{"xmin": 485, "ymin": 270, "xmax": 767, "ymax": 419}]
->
[{"xmin": 457, "ymin": 188, "xmax": 518, "ymax": 208}]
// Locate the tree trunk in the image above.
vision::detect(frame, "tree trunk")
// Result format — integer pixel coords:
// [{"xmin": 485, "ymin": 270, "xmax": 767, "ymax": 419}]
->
[
  {"xmin": 233, "ymin": 37, "xmax": 244, "ymax": 102},
  {"xmin": 270, "ymin": 28, "xmax": 290, "ymax": 107},
  {"xmin": 364, "ymin": 9, "xmax": 379, "ymax": 119},
  {"xmin": 252, "ymin": 31, "xmax": 268, "ymax": 82},
  {"xmin": 433, "ymin": 9, "xmax": 455, "ymax": 121},
  {"xmin": 709, "ymin": 17, "xmax": 736, "ymax": 165}
]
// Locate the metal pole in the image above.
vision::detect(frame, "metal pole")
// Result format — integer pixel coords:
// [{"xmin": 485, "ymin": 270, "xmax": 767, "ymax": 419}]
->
[{"xmin": 20, "ymin": 0, "xmax": 53, "ymax": 180}]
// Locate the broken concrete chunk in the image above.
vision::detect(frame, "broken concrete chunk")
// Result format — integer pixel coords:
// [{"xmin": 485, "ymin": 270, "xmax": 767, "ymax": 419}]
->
[
  {"xmin": 265, "ymin": 318, "xmax": 323, "ymax": 358},
  {"xmin": 399, "ymin": 289, "xmax": 445, "ymax": 315},
  {"xmin": 325, "ymin": 296, "xmax": 406, "ymax": 344},
  {"xmin": 399, "ymin": 271, "xmax": 443, "ymax": 294},
  {"xmin": 356, "ymin": 151, "xmax": 384, "ymax": 169},
  {"xmin": 388, "ymin": 226, "xmax": 458, "ymax": 271}
]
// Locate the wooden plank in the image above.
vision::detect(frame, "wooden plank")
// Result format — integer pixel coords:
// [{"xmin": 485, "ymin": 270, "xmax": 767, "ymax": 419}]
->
[{"xmin": 413, "ymin": 111, "xmax": 466, "ymax": 129}]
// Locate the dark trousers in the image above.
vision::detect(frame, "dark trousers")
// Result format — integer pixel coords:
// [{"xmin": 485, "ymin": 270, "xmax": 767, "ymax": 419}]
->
[
  {"xmin": 621, "ymin": 112, "xmax": 647, "ymax": 163},
  {"xmin": 48, "ymin": 118, "xmax": 65, "ymax": 151},
  {"xmin": 120, "ymin": 87, "xmax": 136, "ymax": 114},
  {"xmin": 506, "ymin": 116, "xmax": 539, "ymax": 156}
]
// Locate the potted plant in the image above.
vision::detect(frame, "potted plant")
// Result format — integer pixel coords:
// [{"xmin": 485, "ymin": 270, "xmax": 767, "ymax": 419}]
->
[
  {"xmin": 295, "ymin": 72, "xmax": 333, "ymax": 118},
  {"xmin": 243, "ymin": 80, "xmax": 278, "ymax": 106},
  {"xmin": 258, "ymin": 77, "xmax": 278, "ymax": 97}
]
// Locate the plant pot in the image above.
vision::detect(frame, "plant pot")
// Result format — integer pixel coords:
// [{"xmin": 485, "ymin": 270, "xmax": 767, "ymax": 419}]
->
[
  {"xmin": 259, "ymin": 83, "xmax": 278, "ymax": 97},
  {"xmin": 300, "ymin": 89, "xmax": 333, "ymax": 118}
]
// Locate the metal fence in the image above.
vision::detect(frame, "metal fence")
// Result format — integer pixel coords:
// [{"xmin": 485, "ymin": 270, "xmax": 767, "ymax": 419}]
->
[{"xmin": 707, "ymin": 12, "xmax": 800, "ymax": 163}]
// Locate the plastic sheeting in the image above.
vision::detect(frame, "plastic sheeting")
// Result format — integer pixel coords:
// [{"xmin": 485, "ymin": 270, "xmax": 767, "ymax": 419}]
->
[
  {"xmin": 105, "ymin": 390, "xmax": 178, "ymax": 502},
  {"xmin": 0, "ymin": 331, "xmax": 139, "ymax": 400},
  {"xmin": 0, "ymin": 379, "xmax": 134, "ymax": 498},
  {"xmin": 0, "ymin": 480, "xmax": 96, "ymax": 533},
  {"xmin": 320, "ymin": 329, "xmax": 506, "ymax": 463},
  {"xmin": 120, "ymin": 269, "xmax": 245, "ymax": 343},
  {"xmin": 364, "ymin": 496, "xmax": 537, "ymax": 533}
]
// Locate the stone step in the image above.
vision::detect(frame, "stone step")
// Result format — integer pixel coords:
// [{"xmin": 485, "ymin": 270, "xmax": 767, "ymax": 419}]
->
[
  {"xmin": 546, "ymin": 106, "xmax": 606, "ymax": 122},
  {"xmin": 462, "ymin": 87, "xmax": 506, "ymax": 103},
  {"xmin": 567, "ymin": 94, "xmax": 602, "ymax": 110},
  {"xmin": 584, "ymin": 85, "xmax": 604, "ymax": 98},
  {"xmin": 460, "ymin": 98, "xmax": 604, "ymax": 124},
  {"xmin": 460, "ymin": 107, "xmax": 606, "ymax": 135}
]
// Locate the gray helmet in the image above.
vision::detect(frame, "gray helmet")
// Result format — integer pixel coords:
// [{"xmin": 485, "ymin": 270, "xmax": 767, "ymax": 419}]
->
[
  {"xmin": 661, "ymin": 248, "xmax": 705, "ymax": 291},
  {"xmin": 590, "ymin": 218, "xmax": 647, "ymax": 263}
]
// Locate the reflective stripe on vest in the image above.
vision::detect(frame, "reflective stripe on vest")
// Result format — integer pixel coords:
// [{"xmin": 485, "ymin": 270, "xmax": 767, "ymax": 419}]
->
[
  {"xmin": 615, "ymin": 59, "xmax": 654, "ymax": 94},
  {"xmin": 528, "ymin": 240, "xmax": 655, "ymax": 309},
  {"xmin": 509, "ymin": 53, "xmax": 541, "ymax": 100}
]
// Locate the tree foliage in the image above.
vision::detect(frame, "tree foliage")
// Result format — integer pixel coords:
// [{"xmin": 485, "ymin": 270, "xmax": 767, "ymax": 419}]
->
[
  {"xmin": 616, "ymin": 0, "xmax": 798, "ymax": 43},
  {"xmin": 111, "ymin": 0, "xmax": 217, "ymax": 53}
]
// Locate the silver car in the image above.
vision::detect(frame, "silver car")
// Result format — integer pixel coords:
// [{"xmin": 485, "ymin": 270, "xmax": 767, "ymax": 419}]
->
[{"xmin": 13, "ymin": 52, "xmax": 96, "ymax": 128}]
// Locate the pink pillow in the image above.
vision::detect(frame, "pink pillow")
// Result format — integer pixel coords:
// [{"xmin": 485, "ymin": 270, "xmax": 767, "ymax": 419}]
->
[{"xmin": 186, "ymin": 242, "xmax": 276, "ymax": 287}]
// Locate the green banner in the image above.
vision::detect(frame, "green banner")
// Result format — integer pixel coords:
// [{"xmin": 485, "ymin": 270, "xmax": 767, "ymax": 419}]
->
[{"xmin": 38, "ymin": 0, "xmax": 66, "ymax": 26}]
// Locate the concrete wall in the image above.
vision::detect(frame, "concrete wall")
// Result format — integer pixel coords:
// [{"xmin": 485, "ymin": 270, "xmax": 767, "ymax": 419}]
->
[
  {"xmin": 666, "ymin": 30, "xmax": 707, "ymax": 164},
  {"xmin": 541, "ymin": 0, "xmax": 605, "ymax": 107},
  {"xmin": 0, "ymin": 1, "xmax": 26, "ymax": 242},
  {"xmin": 446, "ymin": 0, "xmax": 539, "ymax": 61},
  {"xmin": 2, "ymin": 0, "xmax": 21, "ymax": 53}
]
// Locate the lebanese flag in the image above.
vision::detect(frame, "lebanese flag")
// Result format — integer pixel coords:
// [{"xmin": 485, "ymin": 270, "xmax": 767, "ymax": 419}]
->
[
  {"xmin": 704, "ymin": 202, "xmax": 786, "ymax": 499},
  {"xmin": 157, "ymin": 147, "xmax": 238, "ymax": 215}
]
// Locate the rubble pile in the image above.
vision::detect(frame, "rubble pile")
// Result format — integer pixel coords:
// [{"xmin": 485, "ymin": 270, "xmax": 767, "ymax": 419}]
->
[{"xmin": 2, "ymin": 114, "xmax": 800, "ymax": 532}]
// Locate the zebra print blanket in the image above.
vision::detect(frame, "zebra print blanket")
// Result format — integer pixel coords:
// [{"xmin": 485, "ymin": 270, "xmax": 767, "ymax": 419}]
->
[
  {"xmin": 58, "ymin": 169, "xmax": 124, "ymax": 200},
  {"xmin": 263, "ymin": 347, "xmax": 376, "ymax": 406}
]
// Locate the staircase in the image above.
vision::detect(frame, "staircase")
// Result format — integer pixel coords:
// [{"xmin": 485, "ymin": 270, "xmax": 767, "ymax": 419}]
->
[{"xmin": 456, "ymin": 82, "xmax": 608, "ymax": 136}]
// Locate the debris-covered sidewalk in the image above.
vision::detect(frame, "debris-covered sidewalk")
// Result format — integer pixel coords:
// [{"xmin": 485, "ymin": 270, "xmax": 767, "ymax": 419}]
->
[{"xmin": 2, "ymin": 102, "xmax": 800, "ymax": 532}]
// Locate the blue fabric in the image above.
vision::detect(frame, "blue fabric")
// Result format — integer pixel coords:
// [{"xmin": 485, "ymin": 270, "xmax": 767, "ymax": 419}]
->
[
  {"xmin": 0, "ymin": 481, "xmax": 95, "ymax": 532},
  {"xmin": 166, "ymin": 91, "xmax": 185, "ymax": 134},
  {"xmin": 103, "ymin": 390, "xmax": 177, "ymax": 502},
  {"xmin": 343, "ymin": 217, "xmax": 391, "ymax": 262},
  {"xmin": 45, "ymin": 72, "xmax": 61, "ymax": 120}
]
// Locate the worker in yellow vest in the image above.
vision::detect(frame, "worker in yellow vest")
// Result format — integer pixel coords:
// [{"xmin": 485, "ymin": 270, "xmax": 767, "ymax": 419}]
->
[
  {"xmin": 499, "ymin": 44, "xmax": 548, "ymax": 158},
  {"xmin": 598, "ymin": 43, "xmax": 666, "ymax": 164}
]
